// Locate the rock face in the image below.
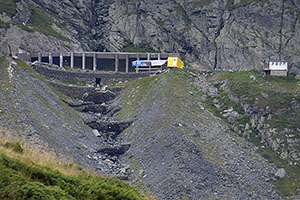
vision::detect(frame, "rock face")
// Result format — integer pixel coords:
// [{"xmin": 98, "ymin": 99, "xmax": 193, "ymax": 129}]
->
[{"xmin": 1, "ymin": 0, "xmax": 299, "ymax": 72}]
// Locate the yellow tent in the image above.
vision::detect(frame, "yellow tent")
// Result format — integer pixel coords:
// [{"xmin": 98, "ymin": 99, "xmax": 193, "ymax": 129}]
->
[{"xmin": 167, "ymin": 57, "xmax": 184, "ymax": 69}]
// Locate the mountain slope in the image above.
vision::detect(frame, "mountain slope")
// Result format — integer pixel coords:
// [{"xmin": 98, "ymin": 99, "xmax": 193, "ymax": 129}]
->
[
  {"xmin": 0, "ymin": 55, "xmax": 96, "ymax": 167},
  {"xmin": 112, "ymin": 70, "xmax": 282, "ymax": 199}
]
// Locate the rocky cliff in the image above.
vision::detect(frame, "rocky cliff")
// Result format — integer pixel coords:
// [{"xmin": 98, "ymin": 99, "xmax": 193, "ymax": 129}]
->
[{"xmin": 0, "ymin": 0, "xmax": 299, "ymax": 72}]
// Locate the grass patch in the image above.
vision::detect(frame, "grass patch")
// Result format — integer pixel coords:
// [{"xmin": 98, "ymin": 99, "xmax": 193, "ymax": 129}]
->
[
  {"xmin": 174, "ymin": 4, "xmax": 191, "ymax": 25},
  {"xmin": 3, "ymin": 141, "xmax": 24, "ymax": 153},
  {"xmin": 191, "ymin": 0, "xmax": 211, "ymax": 7},
  {"xmin": 0, "ymin": 131, "xmax": 147, "ymax": 200},
  {"xmin": 155, "ymin": 20, "xmax": 165, "ymax": 28},
  {"xmin": 226, "ymin": 0, "xmax": 268, "ymax": 10},
  {"xmin": 17, "ymin": 5, "xmax": 71, "ymax": 42},
  {"xmin": 0, "ymin": 20, "xmax": 9, "ymax": 29},
  {"xmin": 0, "ymin": 152, "xmax": 146, "ymax": 200},
  {"xmin": 258, "ymin": 147, "xmax": 300, "ymax": 197},
  {"xmin": 0, "ymin": 0, "xmax": 20, "ymax": 17}
]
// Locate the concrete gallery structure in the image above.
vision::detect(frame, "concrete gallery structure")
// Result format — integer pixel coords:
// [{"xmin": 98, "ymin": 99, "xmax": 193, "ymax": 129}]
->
[{"xmin": 18, "ymin": 52, "xmax": 180, "ymax": 73}]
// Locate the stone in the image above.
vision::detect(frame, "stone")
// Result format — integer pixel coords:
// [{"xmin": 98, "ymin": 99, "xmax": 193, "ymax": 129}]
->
[
  {"xmin": 249, "ymin": 75, "xmax": 257, "ymax": 81},
  {"xmin": 261, "ymin": 93, "xmax": 268, "ymax": 98},
  {"xmin": 275, "ymin": 168, "xmax": 286, "ymax": 178},
  {"xmin": 92, "ymin": 129, "xmax": 101, "ymax": 137}
]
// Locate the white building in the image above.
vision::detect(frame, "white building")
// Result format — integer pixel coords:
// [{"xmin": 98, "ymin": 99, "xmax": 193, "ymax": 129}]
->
[{"xmin": 264, "ymin": 62, "xmax": 288, "ymax": 76}]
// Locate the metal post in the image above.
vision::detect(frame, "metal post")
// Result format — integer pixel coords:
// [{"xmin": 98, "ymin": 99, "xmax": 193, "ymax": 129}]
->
[
  {"xmin": 137, "ymin": 55, "xmax": 140, "ymax": 61},
  {"xmin": 147, "ymin": 53, "xmax": 150, "ymax": 60},
  {"xmin": 126, "ymin": 54, "xmax": 129, "ymax": 73},
  {"xmin": 158, "ymin": 53, "xmax": 161, "ymax": 60},
  {"xmin": 115, "ymin": 54, "xmax": 119, "ymax": 72},
  {"xmin": 82, "ymin": 52, "xmax": 85, "ymax": 70},
  {"xmin": 93, "ymin": 53, "xmax": 97, "ymax": 71},
  {"xmin": 49, "ymin": 53, "xmax": 53, "ymax": 64},
  {"xmin": 70, "ymin": 52, "xmax": 74, "ymax": 69},
  {"xmin": 60, "ymin": 52, "xmax": 63, "ymax": 68}
]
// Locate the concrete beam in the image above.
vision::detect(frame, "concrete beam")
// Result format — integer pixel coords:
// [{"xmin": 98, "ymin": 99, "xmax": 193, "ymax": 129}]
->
[{"xmin": 96, "ymin": 54, "xmax": 116, "ymax": 59}]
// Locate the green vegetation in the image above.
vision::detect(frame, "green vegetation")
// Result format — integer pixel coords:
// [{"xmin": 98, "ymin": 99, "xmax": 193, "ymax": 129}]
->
[
  {"xmin": 0, "ymin": 20, "xmax": 9, "ymax": 29},
  {"xmin": 258, "ymin": 147, "xmax": 300, "ymax": 197},
  {"xmin": 0, "ymin": 0, "xmax": 20, "ymax": 17},
  {"xmin": 191, "ymin": 0, "xmax": 211, "ymax": 7},
  {"xmin": 205, "ymin": 70, "xmax": 300, "ymax": 197},
  {"xmin": 226, "ymin": 0, "xmax": 268, "ymax": 10},
  {"xmin": 0, "ymin": 0, "xmax": 71, "ymax": 42},
  {"xmin": 155, "ymin": 20, "xmax": 165, "ymax": 28},
  {"xmin": 26, "ymin": 6, "xmax": 71, "ymax": 42},
  {"xmin": 3, "ymin": 141, "xmax": 24, "ymax": 153},
  {"xmin": 122, "ymin": 40, "xmax": 159, "ymax": 53},
  {"xmin": 0, "ymin": 140, "xmax": 146, "ymax": 200},
  {"xmin": 174, "ymin": 4, "xmax": 191, "ymax": 25}
]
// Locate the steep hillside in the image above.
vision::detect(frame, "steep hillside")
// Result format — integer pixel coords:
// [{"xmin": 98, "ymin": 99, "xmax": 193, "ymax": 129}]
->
[
  {"xmin": 0, "ymin": 136, "xmax": 146, "ymax": 200},
  {"xmin": 1, "ymin": 54, "xmax": 299, "ymax": 199},
  {"xmin": 112, "ymin": 69, "xmax": 286, "ymax": 199},
  {"xmin": 0, "ymin": 55, "xmax": 101, "ymax": 168},
  {"xmin": 0, "ymin": 0, "xmax": 299, "ymax": 72}
]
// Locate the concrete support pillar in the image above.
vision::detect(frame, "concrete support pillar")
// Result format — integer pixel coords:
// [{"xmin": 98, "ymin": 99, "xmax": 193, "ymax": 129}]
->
[
  {"xmin": 158, "ymin": 53, "xmax": 161, "ymax": 60},
  {"xmin": 82, "ymin": 52, "xmax": 85, "ymax": 70},
  {"xmin": 38, "ymin": 53, "xmax": 42, "ymax": 62},
  {"xmin": 115, "ymin": 54, "xmax": 119, "ymax": 72},
  {"xmin": 147, "ymin": 53, "xmax": 150, "ymax": 60},
  {"xmin": 60, "ymin": 52, "xmax": 63, "ymax": 68},
  {"xmin": 93, "ymin": 53, "xmax": 97, "ymax": 71},
  {"xmin": 137, "ymin": 55, "xmax": 140, "ymax": 60},
  {"xmin": 125, "ymin": 54, "xmax": 129, "ymax": 73},
  {"xmin": 26, "ymin": 53, "xmax": 31, "ymax": 62},
  {"xmin": 49, "ymin": 53, "xmax": 53, "ymax": 64},
  {"xmin": 70, "ymin": 52, "xmax": 74, "ymax": 69}
]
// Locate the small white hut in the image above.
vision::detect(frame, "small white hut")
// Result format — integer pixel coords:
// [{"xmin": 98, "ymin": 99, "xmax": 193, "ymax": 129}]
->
[{"xmin": 264, "ymin": 62, "xmax": 288, "ymax": 76}]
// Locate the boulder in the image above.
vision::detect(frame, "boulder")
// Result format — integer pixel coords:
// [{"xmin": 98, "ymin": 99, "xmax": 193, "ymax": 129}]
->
[{"xmin": 275, "ymin": 168, "xmax": 286, "ymax": 178}]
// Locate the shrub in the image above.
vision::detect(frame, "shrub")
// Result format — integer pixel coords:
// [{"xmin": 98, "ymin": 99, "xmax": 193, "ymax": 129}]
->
[{"xmin": 4, "ymin": 142, "xmax": 24, "ymax": 153}]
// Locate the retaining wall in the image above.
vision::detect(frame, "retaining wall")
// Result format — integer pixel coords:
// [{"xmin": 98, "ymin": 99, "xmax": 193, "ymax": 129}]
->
[{"xmin": 33, "ymin": 64, "xmax": 151, "ymax": 84}]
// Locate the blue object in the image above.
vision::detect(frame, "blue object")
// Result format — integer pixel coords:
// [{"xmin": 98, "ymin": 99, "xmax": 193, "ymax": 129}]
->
[
  {"xmin": 229, "ymin": 69, "xmax": 233, "ymax": 72},
  {"xmin": 132, "ymin": 61, "xmax": 142, "ymax": 67}
]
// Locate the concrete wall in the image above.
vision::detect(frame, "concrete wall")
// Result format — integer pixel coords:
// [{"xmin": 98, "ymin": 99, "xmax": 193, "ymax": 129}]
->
[
  {"xmin": 270, "ymin": 70, "xmax": 287, "ymax": 76},
  {"xmin": 32, "ymin": 64, "xmax": 152, "ymax": 84}
]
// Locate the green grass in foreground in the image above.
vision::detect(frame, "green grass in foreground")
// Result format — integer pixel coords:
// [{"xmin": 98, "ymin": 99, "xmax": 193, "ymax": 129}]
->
[{"xmin": 0, "ymin": 141, "xmax": 146, "ymax": 200}]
